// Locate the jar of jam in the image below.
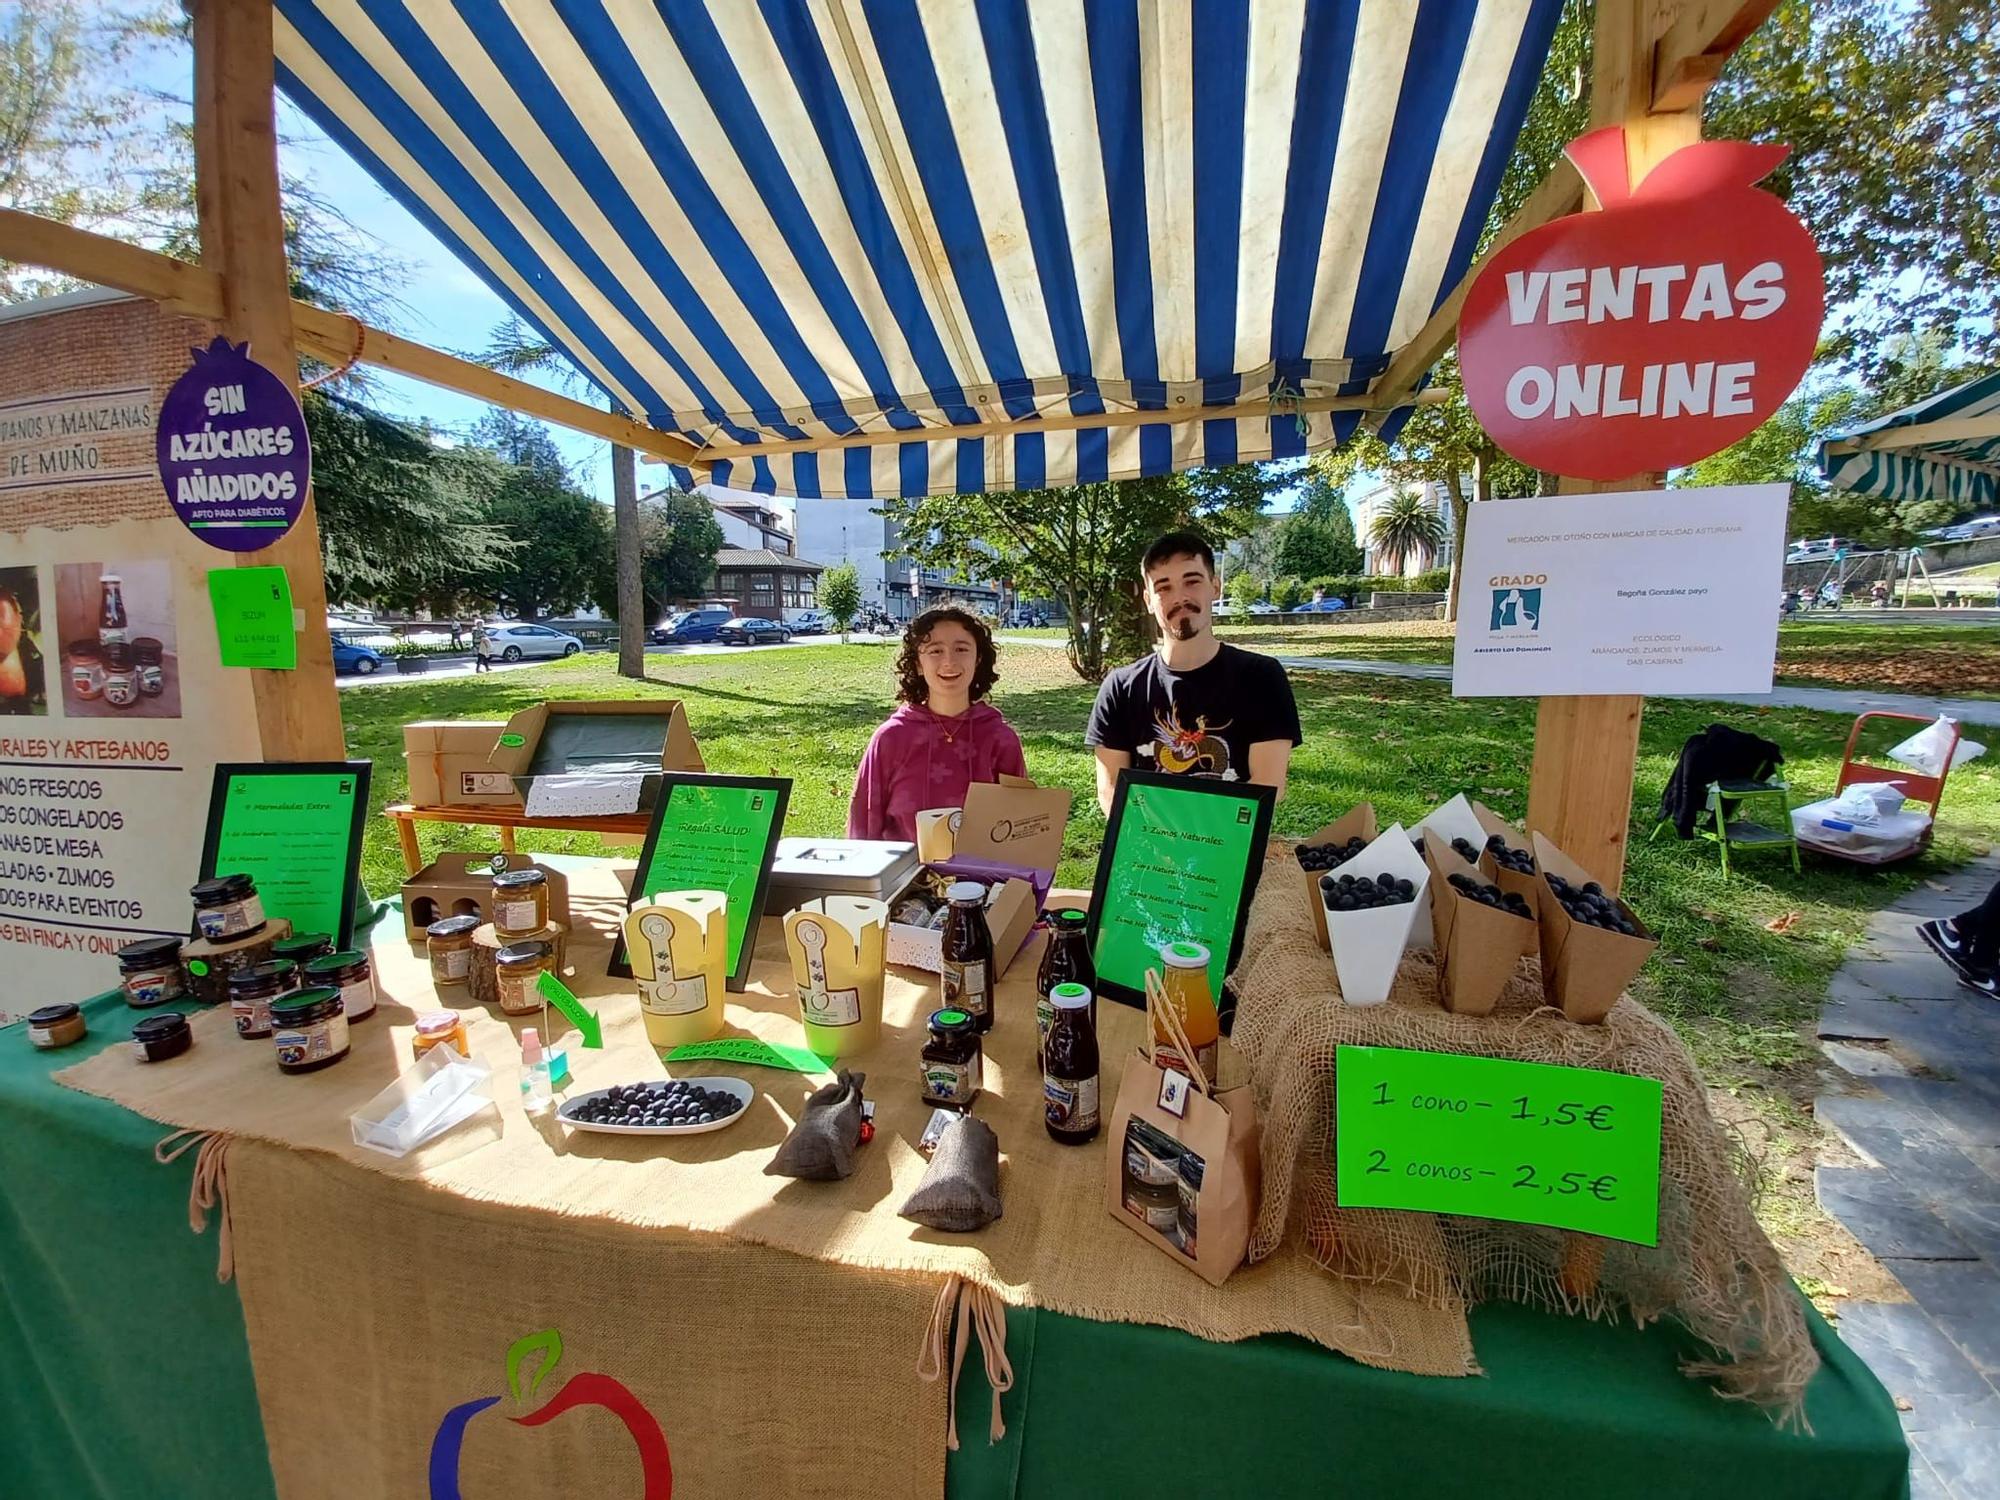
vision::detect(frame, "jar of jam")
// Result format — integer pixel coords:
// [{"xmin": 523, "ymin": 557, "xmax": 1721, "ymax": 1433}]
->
[
  {"xmin": 191, "ymin": 873, "xmax": 265, "ymax": 941},
  {"xmin": 1042, "ymin": 982, "xmax": 1100, "ymax": 1145},
  {"xmin": 100, "ymin": 641, "xmax": 138, "ymax": 708},
  {"xmin": 270, "ymin": 932, "xmax": 333, "ymax": 966},
  {"xmin": 228, "ymin": 959, "xmax": 298, "ymax": 1039},
  {"xmin": 27, "ymin": 1003, "xmax": 87, "ymax": 1050},
  {"xmin": 427, "ymin": 914, "xmax": 480, "ymax": 986},
  {"xmin": 117, "ymin": 936, "xmax": 186, "ymax": 1008},
  {"xmin": 411, "ymin": 1010, "xmax": 471, "ymax": 1062},
  {"xmin": 491, "ymin": 868, "xmax": 549, "ymax": 938},
  {"xmin": 920, "ymin": 1008, "xmax": 983, "ymax": 1110},
  {"xmin": 131, "ymin": 1010, "xmax": 193, "ymax": 1063},
  {"xmin": 271, "ymin": 987, "xmax": 350, "ymax": 1074},
  {"xmin": 940, "ymin": 881, "xmax": 995, "ymax": 1032},
  {"xmin": 65, "ymin": 640, "xmax": 104, "ymax": 700},
  {"xmin": 304, "ymin": 949, "xmax": 376, "ymax": 1022},
  {"xmin": 494, "ymin": 939, "xmax": 551, "ymax": 1015},
  {"xmin": 132, "ymin": 636, "xmax": 165, "ymax": 697},
  {"xmin": 1036, "ymin": 907, "xmax": 1095, "ymax": 1066}
]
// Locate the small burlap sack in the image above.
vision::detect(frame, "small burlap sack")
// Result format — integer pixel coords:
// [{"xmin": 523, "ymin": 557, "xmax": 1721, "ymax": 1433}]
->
[{"xmin": 1230, "ymin": 849, "xmax": 1817, "ymax": 1419}]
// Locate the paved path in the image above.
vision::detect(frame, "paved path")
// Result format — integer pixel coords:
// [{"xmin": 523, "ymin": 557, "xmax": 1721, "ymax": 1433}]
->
[{"xmin": 1814, "ymin": 854, "xmax": 2000, "ymax": 1498}]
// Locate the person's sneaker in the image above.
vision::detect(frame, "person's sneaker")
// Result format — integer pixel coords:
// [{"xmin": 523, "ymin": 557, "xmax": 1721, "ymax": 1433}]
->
[
  {"xmin": 1918, "ymin": 918, "xmax": 1969, "ymax": 968},
  {"xmin": 1958, "ymin": 967, "xmax": 2000, "ymax": 1001}
]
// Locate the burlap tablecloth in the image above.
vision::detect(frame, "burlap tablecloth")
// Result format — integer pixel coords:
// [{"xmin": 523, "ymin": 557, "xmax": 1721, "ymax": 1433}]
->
[{"xmin": 58, "ymin": 863, "xmax": 1473, "ymax": 1499}]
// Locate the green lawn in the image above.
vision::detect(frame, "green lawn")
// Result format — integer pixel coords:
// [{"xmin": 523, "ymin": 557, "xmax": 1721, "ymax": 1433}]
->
[{"xmin": 342, "ymin": 641, "xmax": 2000, "ymax": 1294}]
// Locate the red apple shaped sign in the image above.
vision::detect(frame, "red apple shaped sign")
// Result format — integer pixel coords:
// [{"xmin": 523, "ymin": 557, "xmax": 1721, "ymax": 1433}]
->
[
  {"xmin": 1458, "ymin": 126, "xmax": 1825, "ymax": 480},
  {"xmin": 428, "ymin": 1329, "xmax": 672, "ymax": 1499}
]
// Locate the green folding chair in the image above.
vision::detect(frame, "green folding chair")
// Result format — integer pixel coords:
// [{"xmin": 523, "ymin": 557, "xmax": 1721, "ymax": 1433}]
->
[{"xmin": 1650, "ymin": 777, "xmax": 1801, "ymax": 877}]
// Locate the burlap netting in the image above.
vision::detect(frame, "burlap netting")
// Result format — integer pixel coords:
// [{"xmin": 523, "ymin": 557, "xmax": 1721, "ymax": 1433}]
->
[{"xmin": 1231, "ymin": 850, "xmax": 1817, "ymax": 1418}]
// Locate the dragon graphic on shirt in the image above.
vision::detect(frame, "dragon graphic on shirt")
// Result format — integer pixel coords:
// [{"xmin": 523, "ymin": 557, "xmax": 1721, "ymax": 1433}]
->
[{"xmin": 1145, "ymin": 708, "xmax": 1236, "ymax": 779}]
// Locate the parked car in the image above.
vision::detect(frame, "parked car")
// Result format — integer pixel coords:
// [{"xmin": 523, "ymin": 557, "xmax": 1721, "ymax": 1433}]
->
[
  {"xmin": 784, "ymin": 608, "xmax": 830, "ymax": 635},
  {"xmin": 1949, "ymin": 516, "xmax": 2000, "ymax": 541},
  {"xmin": 717, "ymin": 616, "xmax": 792, "ymax": 646},
  {"xmin": 330, "ymin": 634, "xmax": 386, "ymax": 675},
  {"xmin": 1247, "ymin": 601, "xmax": 1280, "ymax": 615},
  {"xmin": 1297, "ymin": 595, "xmax": 1348, "ymax": 613},
  {"xmin": 477, "ymin": 622, "xmax": 584, "ymax": 662},
  {"xmin": 650, "ymin": 606, "xmax": 735, "ymax": 644}
]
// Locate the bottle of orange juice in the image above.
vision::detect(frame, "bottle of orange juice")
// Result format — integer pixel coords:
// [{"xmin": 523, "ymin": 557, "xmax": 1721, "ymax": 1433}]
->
[{"xmin": 1154, "ymin": 940, "xmax": 1219, "ymax": 1087}]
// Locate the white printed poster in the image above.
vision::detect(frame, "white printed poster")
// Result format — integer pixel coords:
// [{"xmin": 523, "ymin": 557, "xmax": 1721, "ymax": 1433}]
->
[{"xmin": 1451, "ymin": 483, "xmax": 1789, "ymax": 698}]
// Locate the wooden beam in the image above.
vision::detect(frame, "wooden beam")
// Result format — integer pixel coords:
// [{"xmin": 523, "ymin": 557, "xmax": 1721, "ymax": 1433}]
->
[
  {"xmin": 1651, "ymin": 0, "xmax": 1782, "ymax": 112},
  {"xmin": 0, "ymin": 208, "xmax": 704, "ymax": 465}
]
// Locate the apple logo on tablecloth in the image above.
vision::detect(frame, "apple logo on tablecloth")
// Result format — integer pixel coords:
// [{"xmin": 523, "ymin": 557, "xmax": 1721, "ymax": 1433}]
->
[{"xmin": 427, "ymin": 1329, "xmax": 672, "ymax": 1498}]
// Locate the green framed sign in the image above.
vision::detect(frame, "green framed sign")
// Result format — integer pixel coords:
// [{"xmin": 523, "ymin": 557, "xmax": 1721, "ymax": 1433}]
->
[
  {"xmin": 612, "ymin": 773, "xmax": 790, "ymax": 990},
  {"xmin": 1334, "ymin": 1046, "xmax": 1664, "ymax": 1245},
  {"xmin": 198, "ymin": 762, "xmax": 371, "ymax": 948},
  {"xmin": 1085, "ymin": 770, "xmax": 1274, "ymax": 1009}
]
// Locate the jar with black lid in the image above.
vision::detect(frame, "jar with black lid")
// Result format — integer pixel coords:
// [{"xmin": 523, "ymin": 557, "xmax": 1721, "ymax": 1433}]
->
[
  {"xmin": 131, "ymin": 1011, "xmax": 193, "ymax": 1064},
  {"xmin": 100, "ymin": 641, "xmax": 137, "ymax": 708},
  {"xmin": 270, "ymin": 987, "xmax": 350, "ymax": 1074},
  {"xmin": 117, "ymin": 935, "xmax": 185, "ymax": 1008},
  {"xmin": 270, "ymin": 932, "xmax": 334, "ymax": 966},
  {"xmin": 132, "ymin": 636, "xmax": 165, "ymax": 696},
  {"xmin": 303, "ymin": 949, "xmax": 375, "ymax": 1022},
  {"xmin": 228, "ymin": 958, "xmax": 298, "ymax": 1038},
  {"xmin": 491, "ymin": 867, "xmax": 549, "ymax": 938},
  {"xmin": 191, "ymin": 873, "xmax": 265, "ymax": 941},
  {"xmin": 494, "ymin": 940, "xmax": 552, "ymax": 1015},
  {"xmin": 427, "ymin": 914, "xmax": 481, "ymax": 986},
  {"xmin": 27, "ymin": 1003, "xmax": 86, "ymax": 1050}
]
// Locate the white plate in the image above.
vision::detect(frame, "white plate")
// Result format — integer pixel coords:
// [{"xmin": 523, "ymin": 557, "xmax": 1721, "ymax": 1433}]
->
[{"xmin": 556, "ymin": 1077, "xmax": 754, "ymax": 1136}]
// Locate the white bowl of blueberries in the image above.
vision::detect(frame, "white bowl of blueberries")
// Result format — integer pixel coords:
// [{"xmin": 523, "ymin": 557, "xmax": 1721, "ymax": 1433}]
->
[{"xmin": 558, "ymin": 1076, "xmax": 753, "ymax": 1135}]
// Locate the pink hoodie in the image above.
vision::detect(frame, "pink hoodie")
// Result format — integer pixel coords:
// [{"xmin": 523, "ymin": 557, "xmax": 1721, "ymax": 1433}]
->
[{"xmin": 847, "ymin": 702, "xmax": 1027, "ymax": 842}]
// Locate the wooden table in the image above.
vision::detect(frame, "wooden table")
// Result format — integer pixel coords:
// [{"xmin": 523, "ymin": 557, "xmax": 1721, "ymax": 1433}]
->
[{"xmin": 382, "ymin": 801, "xmax": 653, "ymax": 873}]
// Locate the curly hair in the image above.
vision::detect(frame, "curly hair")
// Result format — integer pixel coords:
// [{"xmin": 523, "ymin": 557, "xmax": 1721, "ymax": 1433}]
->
[{"xmin": 894, "ymin": 606, "xmax": 999, "ymax": 706}]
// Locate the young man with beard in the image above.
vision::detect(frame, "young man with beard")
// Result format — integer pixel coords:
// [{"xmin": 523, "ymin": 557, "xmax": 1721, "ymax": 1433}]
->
[{"xmin": 1085, "ymin": 531, "xmax": 1300, "ymax": 815}]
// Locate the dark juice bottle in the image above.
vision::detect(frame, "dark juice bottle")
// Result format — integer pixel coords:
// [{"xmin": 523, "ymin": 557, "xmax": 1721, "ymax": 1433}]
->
[
  {"xmin": 1036, "ymin": 908, "xmax": 1095, "ymax": 1067},
  {"xmin": 940, "ymin": 880, "xmax": 995, "ymax": 1033},
  {"xmin": 1042, "ymin": 982, "xmax": 1100, "ymax": 1145}
]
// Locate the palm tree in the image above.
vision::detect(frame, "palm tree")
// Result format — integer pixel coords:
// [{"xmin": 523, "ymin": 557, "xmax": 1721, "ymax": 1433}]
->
[{"xmin": 1368, "ymin": 490, "xmax": 1446, "ymax": 575}]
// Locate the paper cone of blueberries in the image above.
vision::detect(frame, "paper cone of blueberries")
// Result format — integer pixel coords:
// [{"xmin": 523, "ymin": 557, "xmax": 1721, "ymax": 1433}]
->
[
  {"xmin": 1412, "ymin": 794, "xmax": 1487, "ymax": 953},
  {"xmin": 1422, "ymin": 837, "xmax": 1535, "ymax": 1017},
  {"xmin": 1530, "ymin": 832, "xmax": 1658, "ymax": 1024},
  {"xmin": 1471, "ymin": 801, "xmax": 1541, "ymax": 957},
  {"xmin": 1318, "ymin": 823, "xmax": 1428, "ymax": 1006},
  {"xmin": 1293, "ymin": 802, "xmax": 1378, "ymax": 952}
]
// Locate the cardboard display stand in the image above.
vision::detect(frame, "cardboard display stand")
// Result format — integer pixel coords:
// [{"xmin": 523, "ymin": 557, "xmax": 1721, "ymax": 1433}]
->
[
  {"xmin": 1531, "ymin": 832, "xmax": 1659, "ymax": 1024},
  {"xmin": 1296, "ymin": 802, "xmax": 1378, "ymax": 953},
  {"xmin": 399, "ymin": 852, "xmax": 571, "ymax": 943},
  {"xmin": 1422, "ymin": 840, "xmax": 1531, "ymax": 1017},
  {"xmin": 402, "ymin": 721, "xmax": 519, "ymax": 810},
  {"xmin": 489, "ymin": 700, "xmax": 705, "ymax": 816},
  {"xmin": 1322, "ymin": 824, "xmax": 1430, "ymax": 1008}
]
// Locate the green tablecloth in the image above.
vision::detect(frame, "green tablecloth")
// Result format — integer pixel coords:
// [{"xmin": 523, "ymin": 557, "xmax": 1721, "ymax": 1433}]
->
[{"xmin": 1, "ymin": 987, "xmax": 1908, "ymax": 1500}]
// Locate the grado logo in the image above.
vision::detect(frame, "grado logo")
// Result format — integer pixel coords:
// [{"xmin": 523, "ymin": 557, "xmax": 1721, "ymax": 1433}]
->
[
  {"xmin": 428, "ymin": 1329, "xmax": 672, "ymax": 1499},
  {"xmin": 1488, "ymin": 575, "xmax": 1546, "ymax": 636}
]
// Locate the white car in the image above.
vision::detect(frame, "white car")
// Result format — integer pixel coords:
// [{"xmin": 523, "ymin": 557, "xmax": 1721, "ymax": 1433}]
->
[
  {"xmin": 477, "ymin": 622, "xmax": 584, "ymax": 662},
  {"xmin": 1248, "ymin": 601, "xmax": 1280, "ymax": 615}
]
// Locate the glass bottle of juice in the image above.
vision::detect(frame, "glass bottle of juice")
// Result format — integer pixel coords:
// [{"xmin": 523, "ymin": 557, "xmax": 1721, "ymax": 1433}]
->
[
  {"xmin": 1035, "ymin": 908, "xmax": 1095, "ymax": 1067},
  {"xmin": 940, "ymin": 881, "xmax": 995, "ymax": 1033},
  {"xmin": 98, "ymin": 573, "xmax": 129, "ymax": 645},
  {"xmin": 1154, "ymin": 940, "xmax": 1219, "ymax": 1087}
]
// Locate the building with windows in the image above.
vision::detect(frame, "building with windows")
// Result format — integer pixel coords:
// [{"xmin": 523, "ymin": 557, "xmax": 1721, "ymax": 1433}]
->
[
  {"xmin": 790, "ymin": 498, "xmax": 1003, "ymax": 621},
  {"xmin": 1350, "ymin": 476, "xmax": 1462, "ymax": 577},
  {"xmin": 704, "ymin": 488, "xmax": 795, "ymax": 554},
  {"xmin": 710, "ymin": 548, "xmax": 822, "ymax": 621}
]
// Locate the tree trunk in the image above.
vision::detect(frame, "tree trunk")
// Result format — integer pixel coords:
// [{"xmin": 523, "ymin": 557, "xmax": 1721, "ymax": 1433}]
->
[
  {"xmin": 1446, "ymin": 458, "xmax": 1485, "ymax": 624},
  {"xmin": 612, "ymin": 441, "xmax": 644, "ymax": 679}
]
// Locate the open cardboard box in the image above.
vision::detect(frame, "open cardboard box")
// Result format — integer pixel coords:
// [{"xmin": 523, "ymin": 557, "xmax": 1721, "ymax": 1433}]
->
[
  {"xmin": 400, "ymin": 851, "xmax": 571, "ymax": 943},
  {"xmin": 1530, "ymin": 832, "xmax": 1658, "ymax": 1024},
  {"xmin": 1422, "ymin": 839, "xmax": 1533, "ymax": 1017},
  {"xmin": 1294, "ymin": 802, "xmax": 1377, "ymax": 952},
  {"xmin": 1471, "ymin": 799, "xmax": 1540, "ymax": 955},
  {"xmin": 487, "ymin": 700, "xmax": 705, "ymax": 816},
  {"xmin": 883, "ymin": 777, "xmax": 1070, "ymax": 980},
  {"xmin": 1322, "ymin": 823, "xmax": 1428, "ymax": 1006},
  {"xmin": 403, "ymin": 720, "xmax": 520, "ymax": 810}
]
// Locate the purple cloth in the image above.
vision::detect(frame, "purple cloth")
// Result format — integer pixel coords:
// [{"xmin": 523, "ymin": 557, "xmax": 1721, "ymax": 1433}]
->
[{"xmin": 847, "ymin": 702, "xmax": 1027, "ymax": 841}]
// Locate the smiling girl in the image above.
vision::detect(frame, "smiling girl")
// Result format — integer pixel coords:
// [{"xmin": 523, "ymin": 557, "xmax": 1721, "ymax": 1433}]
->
[{"xmin": 846, "ymin": 606, "xmax": 1025, "ymax": 842}]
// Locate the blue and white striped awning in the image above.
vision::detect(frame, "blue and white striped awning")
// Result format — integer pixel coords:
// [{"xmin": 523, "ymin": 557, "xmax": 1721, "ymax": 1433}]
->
[
  {"xmin": 273, "ymin": 1, "xmax": 1561, "ymax": 498},
  {"xmin": 1819, "ymin": 371, "xmax": 2000, "ymax": 512}
]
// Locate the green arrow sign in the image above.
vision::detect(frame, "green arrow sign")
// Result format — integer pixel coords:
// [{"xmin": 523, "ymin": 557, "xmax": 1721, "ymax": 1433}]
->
[
  {"xmin": 1334, "ymin": 1046, "xmax": 1663, "ymax": 1245},
  {"xmin": 666, "ymin": 1037, "xmax": 826, "ymax": 1074},
  {"xmin": 537, "ymin": 971, "xmax": 601, "ymax": 1049}
]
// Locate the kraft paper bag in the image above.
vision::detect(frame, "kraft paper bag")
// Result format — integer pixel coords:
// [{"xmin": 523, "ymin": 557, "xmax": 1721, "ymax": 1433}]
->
[
  {"xmin": 1470, "ymin": 800, "xmax": 1540, "ymax": 956},
  {"xmin": 1321, "ymin": 823, "xmax": 1429, "ymax": 1007},
  {"xmin": 1422, "ymin": 841, "xmax": 1530, "ymax": 1018},
  {"xmin": 1531, "ymin": 833, "xmax": 1658, "ymax": 1024},
  {"xmin": 1294, "ymin": 802, "xmax": 1378, "ymax": 952},
  {"xmin": 1103, "ymin": 972, "xmax": 1259, "ymax": 1287}
]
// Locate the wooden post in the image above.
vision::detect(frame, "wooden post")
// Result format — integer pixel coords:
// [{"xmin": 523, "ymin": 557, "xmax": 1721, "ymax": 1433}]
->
[
  {"xmin": 192, "ymin": 0, "xmax": 344, "ymax": 761},
  {"xmin": 1524, "ymin": 0, "xmax": 1705, "ymax": 893}
]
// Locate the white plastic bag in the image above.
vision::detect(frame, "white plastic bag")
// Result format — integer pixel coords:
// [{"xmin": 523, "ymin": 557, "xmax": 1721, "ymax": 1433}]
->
[
  {"xmin": 1888, "ymin": 715, "xmax": 1986, "ymax": 777},
  {"xmin": 1835, "ymin": 781, "xmax": 1907, "ymax": 819}
]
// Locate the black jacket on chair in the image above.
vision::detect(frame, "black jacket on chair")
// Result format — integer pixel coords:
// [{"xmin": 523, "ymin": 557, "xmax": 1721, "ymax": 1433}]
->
[{"xmin": 1660, "ymin": 723, "xmax": 1785, "ymax": 838}]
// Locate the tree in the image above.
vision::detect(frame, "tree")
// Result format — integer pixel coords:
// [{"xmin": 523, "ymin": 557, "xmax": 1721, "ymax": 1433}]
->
[
  {"xmin": 1272, "ymin": 508, "xmax": 1362, "ymax": 580},
  {"xmin": 1226, "ymin": 571, "xmax": 1265, "ymax": 614},
  {"xmin": 878, "ymin": 466, "xmax": 1283, "ymax": 681},
  {"xmin": 472, "ymin": 409, "xmax": 567, "ymax": 479},
  {"xmin": 1368, "ymin": 492, "xmax": 1446, "ymax": 576},
  {"xmin": 821, "ymin": 562, "xmax": 863, "ymax": 640},
  {"xmin": 469, "ymin": 423, "xmax": 612, "ymax": 620},
  {"xmin": 595, "ymin": 490, "xmax": 722, "ymax": 627},
  {"xmin": 1270, "ymin": 575, "xmax": 1306, "ymax": 611}
]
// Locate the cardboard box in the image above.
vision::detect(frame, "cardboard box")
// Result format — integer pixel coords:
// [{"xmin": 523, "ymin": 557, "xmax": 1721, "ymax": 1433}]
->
[
  {"xmin": 487, "ymin": 700, "xmax": 705, "ymax": 816},
  {"xmin": 883, "ymin": 872, "xmax": 1041, "ymax": 980},
  {"xmin": 1422, "ymin": 840, "xmax": 1531, "ymax": 1017},
  {"xmin": 400, "ymin": 852, "xmax": 571, "ymax": 943},
  {"xmin": 1531, "ymin": 832, "xmax": 1658, "ymax": 1024},
  {"xmin": 403, "ymin": 720, "xmax": 520, "ymax": 809},
  {"xmin": 1294, "ymin": 803, "xmax": 1379, "ymax": 952},
  {"xmin": 954, "ymin": 779, "xmax": 1073, "ymax": 874},
  {"xmin": 1322, "ymin": 823, "xmax": 1428, "ymax": 1006},
  {"xmin": 1471, "ymin": 799, "xmax": 1540, "ymax": 956}
]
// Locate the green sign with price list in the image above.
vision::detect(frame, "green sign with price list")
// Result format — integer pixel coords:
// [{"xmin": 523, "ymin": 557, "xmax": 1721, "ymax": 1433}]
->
[{"xmin": 1334, "ymin": 1045, "xmax": 1663, "ymax": 1245}]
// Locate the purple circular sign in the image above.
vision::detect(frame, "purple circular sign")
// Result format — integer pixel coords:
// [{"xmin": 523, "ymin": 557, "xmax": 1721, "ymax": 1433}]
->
[{"xmin": 156, "ymin": 337, "xmax": 311, "ymax": 552}]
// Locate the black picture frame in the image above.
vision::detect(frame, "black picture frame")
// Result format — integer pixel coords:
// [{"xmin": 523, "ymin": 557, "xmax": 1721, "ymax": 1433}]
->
[
  {"xmin": 198, "ymin": 761, "xmax": 372, "ymax": 949},
  {"xmin": 610, "ymin": 772, "xmax": 791, "ymax": 990},
  {"xmin": 1085, "ymin": 769, "xmax": 1275, "ymax": 1009}
]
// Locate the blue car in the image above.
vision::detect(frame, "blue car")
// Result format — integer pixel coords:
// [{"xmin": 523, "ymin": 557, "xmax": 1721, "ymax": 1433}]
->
[
  {"xmin": 331, "ymin": 634, "xmax": 386, "ymax": 675},
  {"xmin": 1297, "ymin": 595, "xmax": 1347, "ymax": 613},
  {"xmin": 650, "ymin": 606, "xmax": 735, "ymax": 644}
]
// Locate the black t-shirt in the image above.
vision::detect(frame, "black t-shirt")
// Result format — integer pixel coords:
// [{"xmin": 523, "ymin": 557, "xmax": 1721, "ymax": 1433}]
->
[{"xmin": 1085, "ymin": 643, "xmax": 1301, "ymax": 785}]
